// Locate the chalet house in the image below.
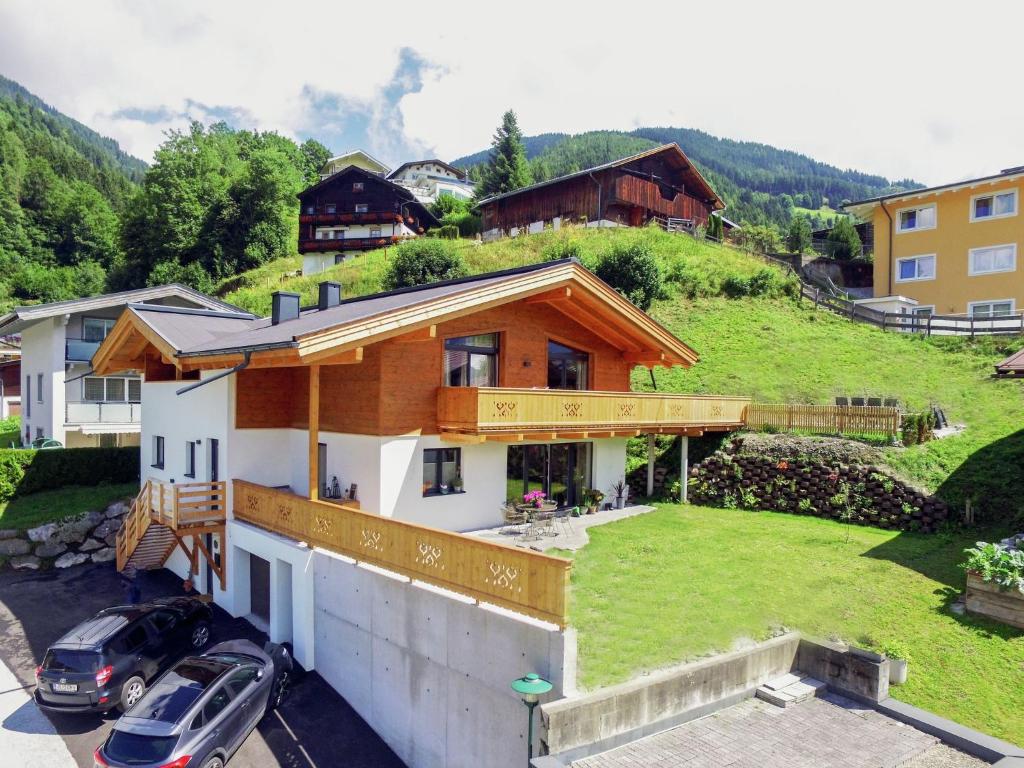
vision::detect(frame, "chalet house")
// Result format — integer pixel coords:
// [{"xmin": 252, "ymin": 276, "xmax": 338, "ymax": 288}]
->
[
  {"xmin": 846, "ymin": 165, "xmax": 1024, "ymax": 319},
  {"xmin": 317, "ymin": 148, "xmax": 390, "ymax": 180},
  {"xmin": 476, "ymin": 144, "xmax": 724, "ymax": 241},
  {"xmin": 93, "ymin": 259, "xmax": 746, "ymax": 680},
  {"xmin": 0, "ymin": 286, "xmax": 245, "ymax": 447},
  {"xmin": 388, "ymin": 159, "xmax": 475, "ymax": 204},
  {"xmin": 298, "ymin": 165, "xmax": 438, "ymax": 276}
]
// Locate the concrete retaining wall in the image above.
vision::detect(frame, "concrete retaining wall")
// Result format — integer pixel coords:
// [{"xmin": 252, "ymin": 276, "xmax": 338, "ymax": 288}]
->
[
  {"xmin": 797, "ymin": 637, "xmax": 889, "ymax": 703},
  {"xmin": 541, "ymin": 633, "xmax": 801, "ymax": 759},
  {"xmin": 312, "ymin": 548, "xmax": 575, "ymax": 768}
]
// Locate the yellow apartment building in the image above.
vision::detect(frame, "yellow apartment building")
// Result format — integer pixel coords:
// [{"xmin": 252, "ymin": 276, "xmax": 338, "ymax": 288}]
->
[{"xmin": 847, "ymin": 166, "xmax": 1024, "ymax": 318}]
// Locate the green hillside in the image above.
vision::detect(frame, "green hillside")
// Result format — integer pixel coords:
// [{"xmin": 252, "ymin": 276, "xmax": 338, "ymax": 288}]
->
[
  {"xmin": 223, "ymin": 226, "xmax": 1024, "ymax": 527},
  {"xmin": 454, "ymin": 128, "xmax": 921, "ymax": 229}
]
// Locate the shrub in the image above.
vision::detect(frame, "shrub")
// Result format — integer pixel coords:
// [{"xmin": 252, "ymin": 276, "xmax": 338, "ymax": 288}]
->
[
  {"xmin": 825, "ymin": 217, "xmax": 862, "ymax": 261},
  {"xmin": 962, "ymin": 542, "xmax": 1024, "ymax": 593},
  {"xmin": 382, "ymin": 239, "xmax": 468, "ymax": 290},
  {"xmin": 595, "ymin": 241, "xmax": 661, "ymax": 310},
  {"xmin": 542, "ymin": 238, "xmax": 585, "ymax": 262},
  {"xmin": 430, "ymin": 224, "xmax": 460, "ymax": 240},
  {"xmin": 0, "ymin": 447, "xmax": 140, "ymax": 502}
]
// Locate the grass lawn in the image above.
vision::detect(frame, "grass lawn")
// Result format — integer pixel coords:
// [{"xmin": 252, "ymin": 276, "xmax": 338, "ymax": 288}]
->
[
  {"xmin": 563, "ymin": 504, "xmax": 1023, "ymax": 743},
  {"xmin": 0, "ymin": 482, "xmax": 137, "ymax": 531}
]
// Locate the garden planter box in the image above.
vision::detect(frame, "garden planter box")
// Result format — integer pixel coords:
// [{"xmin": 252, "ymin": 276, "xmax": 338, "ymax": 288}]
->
[{"xmin": 965, "ymin": 572, "xmax": 1024, "ymax": 629}]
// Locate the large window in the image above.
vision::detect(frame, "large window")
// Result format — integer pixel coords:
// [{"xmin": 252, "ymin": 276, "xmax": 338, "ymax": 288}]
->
[
  {"xmin": 969, "ymin": 300, "xmax": 1015, "ymax": 319},
  {"xmin": 423, "ymin": 448, "xmax": 461, "ymax": 496},
  {"xmin": 82, "ymin": 317, "xmax": 116, "ymax": 342},
  {"xmin": 506, "ymin": 443, "xmax": 591, "ymax": 508},
  {"xmin": 547, "ymin": 341, "xmax": 589, "ymax": 390},
  {"xmin": 971, "ymin": 190, "xmax": 1017, "ymax": 222},
  {"xmin": 152, "ymin": 436, "xmax": 165, "ymax": 469},
  {"xmin": 83, "ymin": 376, "xmax": 141, "ymax": 402},
  {"xmin": 896, "ymin": 204, "xmax": 936, "ymax": 233},
  {"xmin": 444, "ymin": 333, "xmax": 498, "ymax": 387},
  {"xmin": 968, "ymin": 244, "xmax": 1016, "ymax": 275},
  {"xmin": 896, "ymin": 254, "xmax": 936, "ymax": 282}
]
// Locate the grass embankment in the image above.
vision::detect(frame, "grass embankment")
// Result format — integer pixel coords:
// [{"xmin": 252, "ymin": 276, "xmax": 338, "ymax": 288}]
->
[
  {"xmin": 564, "ymin": 504, "xmax": 1023, "ymax": 743},
  {"xmin": 0, "ymin": 482, "xmax": 137, "ymax": 531}
]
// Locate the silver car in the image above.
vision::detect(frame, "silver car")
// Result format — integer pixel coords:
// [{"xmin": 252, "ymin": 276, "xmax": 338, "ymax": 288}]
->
[{"xmin": 94, "ymin": 640, "xmax": 292, "ymax": 768}]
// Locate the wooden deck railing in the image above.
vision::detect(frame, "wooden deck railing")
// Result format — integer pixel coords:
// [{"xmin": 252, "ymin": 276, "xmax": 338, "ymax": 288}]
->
[
  {"xmin": 233, "ymin": 480, "xmax": 572, "ymax": 627},
  {"xmin": 746, "ymin": 403, "xmax": 901, "ymax": 438},
  {"xmin": 437, "ymin": 387, "xmax": 750, "ymax": 435},
  {"xmin": 116, "ymin": 482, "xmax": 152, "ymax": 571}
]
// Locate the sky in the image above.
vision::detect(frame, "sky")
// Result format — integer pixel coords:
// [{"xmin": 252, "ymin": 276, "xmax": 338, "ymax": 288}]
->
[{"xmin": 0, "ymin": 0, "xmax": 1019, "ymax": 186}]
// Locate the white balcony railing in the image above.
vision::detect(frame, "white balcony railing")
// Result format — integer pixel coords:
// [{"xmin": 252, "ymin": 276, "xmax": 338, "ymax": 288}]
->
[{"xmin": 65, "ymin": 402, "xmax": 141, "ymax": 425}]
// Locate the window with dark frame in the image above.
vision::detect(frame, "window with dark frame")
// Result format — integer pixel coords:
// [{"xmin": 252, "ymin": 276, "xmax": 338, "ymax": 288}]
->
[
  {"xmin": 444, "ymin": 333, "xmax": 498, "ymax": 387},
  {"xmin": 422, "ymin": 448, "xmax": 461, "ymax": 496},
  {"xmin": 547, "ymin": 340, "xmax": 590, "ymax": 390},
  {"xmin": 355, "ymin": 203, "xmax": 369, "ymax": 213},
  {"xmin": 152, "ymin": 435, "xmax": 164, "ymax": 469},
  {"xmin": 184, "ymin": 441, "xmax": 196, "ymax": 478},
  {"xmin": 36, "ymin": 373, "xmax": 43, "ymax": 403},
  {"xmin": 352, "ymin": 182, "xmax": 364, "ymax": 192},
  {"xmin": 325, "ymin": 203, "xmax": 336, "ymax": 214}
]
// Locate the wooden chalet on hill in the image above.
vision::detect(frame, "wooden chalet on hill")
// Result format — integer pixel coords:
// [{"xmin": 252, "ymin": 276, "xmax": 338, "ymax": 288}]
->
[
  {"xmin": 298, "ymin": 165, "xmax": 438, "ymax": 275},
  {"xmin": 475, "ymin": 144, "xmax": 723, "ymax": 240}
]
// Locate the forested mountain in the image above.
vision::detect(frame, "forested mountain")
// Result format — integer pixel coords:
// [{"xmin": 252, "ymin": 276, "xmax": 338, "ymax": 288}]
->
[{"xmin": 454, "ymin": 128, "xmax": 921, "ymax": 228}]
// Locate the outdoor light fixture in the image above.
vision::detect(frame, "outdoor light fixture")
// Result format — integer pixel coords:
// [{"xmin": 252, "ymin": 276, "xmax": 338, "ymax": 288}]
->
[{"xmin": 511, "ymin": 672, "xmax": 552, "ymax": 765}]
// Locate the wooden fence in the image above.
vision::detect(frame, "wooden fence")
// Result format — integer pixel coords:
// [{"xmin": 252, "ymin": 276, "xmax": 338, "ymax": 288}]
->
[
  {"xmin": 746, "ymin": 403, "xmax": 901, "ymax": 438},
  {"xmin": 233, "ymin": 480, "xmax": 571, "ymax": 627}
]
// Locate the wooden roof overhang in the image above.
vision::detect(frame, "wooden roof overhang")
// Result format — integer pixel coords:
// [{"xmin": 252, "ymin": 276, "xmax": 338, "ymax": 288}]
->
[{"xmin": 93, "ymin": 262, "xmax": 699, "ymax": 376}]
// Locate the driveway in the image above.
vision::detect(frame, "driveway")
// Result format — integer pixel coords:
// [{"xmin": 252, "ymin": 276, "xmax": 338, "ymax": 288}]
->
[{"xmin": 0, "ymin": 563, "xmax": 405, "ymax": 768}]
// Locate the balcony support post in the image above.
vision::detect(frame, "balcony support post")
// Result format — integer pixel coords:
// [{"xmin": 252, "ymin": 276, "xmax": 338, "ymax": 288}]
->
[
  {"xmin": 679, "ymin": 435, "xmax": 689, "ymax": 503},
  {"xmin": 646, "ymin": 433, "xmax": 656, "ymax": 497},
  {"xmin": 308, "ymin": 365, "xmax": 320, "ymax": 501}
]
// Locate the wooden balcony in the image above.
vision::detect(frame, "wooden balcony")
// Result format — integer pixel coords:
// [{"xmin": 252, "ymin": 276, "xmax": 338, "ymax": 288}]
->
[
  {"xmin": 436, "ymin": 387, "xmax": 749, "ymax": 439},
  {"xmin": 299, "ymin": 211, "xmax": 404, "ymax": 226},
  {"xmin": 233, "ymin": 480, "xmax": 570, "ymax": 626},
  {"xmin": 299, "ymin": 236, "xmax": 403, "ymax": 253}
]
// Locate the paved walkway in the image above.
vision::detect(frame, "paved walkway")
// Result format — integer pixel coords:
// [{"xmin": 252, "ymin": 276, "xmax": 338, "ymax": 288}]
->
[
  {"xmin": 467, "ymin": 505, "xmax": 655, "ymax": 551},
  {"xmin": 0, "ymin": 656, "xmax": 76, "ymax": 768},
  {"xmin": 572, "ymin": 694, "xmax": 981, "ymax": 768}
]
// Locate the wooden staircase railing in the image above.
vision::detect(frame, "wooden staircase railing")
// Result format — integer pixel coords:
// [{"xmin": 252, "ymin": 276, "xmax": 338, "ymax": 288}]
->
[{"xmin": 116, "ymin": 479, "xmax": 227, "ymax": 572}]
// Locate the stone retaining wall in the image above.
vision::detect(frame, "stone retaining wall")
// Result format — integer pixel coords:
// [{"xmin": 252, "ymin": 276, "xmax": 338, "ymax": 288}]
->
[
  {"xmin": 689, "ymin": 439, "xmax": 948, "ymax": 533},
  {"xmin": 0, "ymin": 498, "xmax": 130, "ymax": 570}
]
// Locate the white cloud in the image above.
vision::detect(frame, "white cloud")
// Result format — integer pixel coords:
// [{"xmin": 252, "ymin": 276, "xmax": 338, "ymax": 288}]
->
[{"xmin": 1, "ymin": 0, "xmax": 1021, "ymax": 185}]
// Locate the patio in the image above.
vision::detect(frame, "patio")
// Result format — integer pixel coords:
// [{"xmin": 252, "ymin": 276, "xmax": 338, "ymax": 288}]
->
[{"xmin": 466, "ymin": 504, "xmax": 656, "ymax": 551}]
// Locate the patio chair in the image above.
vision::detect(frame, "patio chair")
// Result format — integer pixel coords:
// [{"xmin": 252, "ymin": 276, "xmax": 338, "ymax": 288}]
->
[
  {"xmin": 553, "ymin": 507, "xmax": 575, "ymax": 537},
  {"xmin": 501, "ymin": 504, "xmax": 529, "ymax": 536}
]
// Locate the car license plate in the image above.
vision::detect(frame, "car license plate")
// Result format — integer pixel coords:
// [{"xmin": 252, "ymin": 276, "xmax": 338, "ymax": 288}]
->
[{"xmin": 51, "ymin": 682, "xmax": 78, "ymax": 693}]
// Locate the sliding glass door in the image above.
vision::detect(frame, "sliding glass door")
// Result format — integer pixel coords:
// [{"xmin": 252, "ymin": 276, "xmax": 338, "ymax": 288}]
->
[{"xmin": 506, "ymin": 443, "xmax": 591, "ymax": 507}]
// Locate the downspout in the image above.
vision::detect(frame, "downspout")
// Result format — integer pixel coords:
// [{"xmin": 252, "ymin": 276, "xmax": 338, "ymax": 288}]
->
[
  {"xmin": 176, "ymin": 350, "xmax": 252, "ymax": 396},
  {"xmin": 880, "ymin": 200, "xmax": 894, "ymax": 296},
  {"xmin": 588, "ymin": 171, "xmax": 603, "ymax": 228}
]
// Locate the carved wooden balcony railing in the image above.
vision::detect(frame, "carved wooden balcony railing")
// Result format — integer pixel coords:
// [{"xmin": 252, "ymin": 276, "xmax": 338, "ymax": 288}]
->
[{"xmin": 299, "ymin": 236, "xmax": 403, "ymax": 253}]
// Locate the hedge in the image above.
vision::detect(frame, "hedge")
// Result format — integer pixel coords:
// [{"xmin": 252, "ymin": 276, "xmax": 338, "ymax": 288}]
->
[{"xmin": 0, "ymin": 447, "xmax": 140, "ymax": 502}]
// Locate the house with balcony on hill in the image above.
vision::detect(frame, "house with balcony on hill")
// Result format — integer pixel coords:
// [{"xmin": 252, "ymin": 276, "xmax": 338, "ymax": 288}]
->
[
  {"xmin": 0, "ymin": 286, "xmax": 248, "ymax": 447},
  {"xmin": 298, "ymin": 165, "xmax": 439, "ymax": 276},
  {"xmin": 92, "ymin": 258, "xmax": 747, "ymax": 668},
  {"xmin": 476, "ymin": 143, "xmax": 724, "ymax": 241},
  {"xmin": 317, "ymin": 148, "xmax": 390, "ymax": 180},
  {"xmin": 387, "ymin": 158, "xmax": 475, "ymax": 204}
]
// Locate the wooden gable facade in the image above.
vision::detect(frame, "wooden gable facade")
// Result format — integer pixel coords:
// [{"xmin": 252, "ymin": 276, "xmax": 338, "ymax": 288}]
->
[
  {"xmin": 297, "ymin": 167, "xmax": 436, "ymax": 254},
  {"xmin": 478, "ymin": 144, "xmax": 723, "ymax": 234}
]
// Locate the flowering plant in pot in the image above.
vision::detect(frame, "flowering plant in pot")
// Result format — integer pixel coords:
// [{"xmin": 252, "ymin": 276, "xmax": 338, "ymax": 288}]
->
[
  {"xmin": 523, "ymin": 490, "xmax": 547, "ymax": 508},
  {"xmin": 583, "ymin": 489, "xmax": 604, "ymax": 514}
]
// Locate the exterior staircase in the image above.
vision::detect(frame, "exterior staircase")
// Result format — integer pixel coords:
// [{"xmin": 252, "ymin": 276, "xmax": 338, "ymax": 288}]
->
[{"xmin": 116, "ymin": 479, "xmax": 227, "ymax": 583}]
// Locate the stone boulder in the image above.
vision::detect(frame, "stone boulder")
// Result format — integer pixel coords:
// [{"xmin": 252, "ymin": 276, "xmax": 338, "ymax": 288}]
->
[
  {"xmin": 104, "ymin": 532, "xmax": 119, "ymax": 548},
  {"xmin": 79, "ymin": 538, "xmax": 104, "ymax": 553},
  {"xmin": 27, "ymin": 522, "xmax": 57, "ymax": 544},
  {"xmin": 0, "ymin": 529, "xmax": 19, "ymax": 540},
  {"xmin": 91, "ymin": 547, "xmax": 117, "ymax": 564},
  {"xmin": 34, "ymin": 510, "xmax": 105, "ymax": 546},
  {"xmin": 9, "ymin": 555, "xmax": 40, "ymax": 570},
  {"xmin": 105, "ymin": 500, "xmax": 129, "ymax": 519},
  {"xmin": 34, "ymin": 541, "xmax": 67, "ymax": 559},
  {"xmin": 92, "ymin": 518, "xmax": 121, "ymax": 541},
  {"xmin": 54, "ymin": 552, "xmax": 89, "ymax": 569},
  {"xmin": 0, "ymin": 539, "xmax": 30, "ymax": 556}
]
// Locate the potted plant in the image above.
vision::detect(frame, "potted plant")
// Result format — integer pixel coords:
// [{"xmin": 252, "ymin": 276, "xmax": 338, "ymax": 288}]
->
[
  {"xmin": 881, "ymin": 641, "xmax": 911, "ymax": 685},
  {"xmin": 584, "ymin": 489, "xmax": 604, "ymax": 514},
  {"xmin": 611, "ymin": 479, "xmax": 628, "ymax": 510}
]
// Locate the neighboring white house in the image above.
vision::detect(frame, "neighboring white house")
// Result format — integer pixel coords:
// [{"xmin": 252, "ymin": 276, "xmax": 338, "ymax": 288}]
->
[
  {"xmin": 317, "ymin": 149, "xmax": 390, "ymax": 180},
  {"xmin": 0, "ymin": 286, "xmax": 249, "ymax": 447},
  {"xmin": 387, "ymin": 159, "xmax": 475, "ymax": 204}
]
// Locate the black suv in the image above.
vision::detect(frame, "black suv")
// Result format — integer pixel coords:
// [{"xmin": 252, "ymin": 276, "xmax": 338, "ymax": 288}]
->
[{"xmin": 35, "ymin": 597, "xmax": 213, "ymax": 714}]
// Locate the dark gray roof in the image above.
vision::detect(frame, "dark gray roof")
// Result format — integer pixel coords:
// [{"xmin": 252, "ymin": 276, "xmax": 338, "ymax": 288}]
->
[
  {"xmin": 0, "ymin": 284, "xmax": 246, "ymax": 335},
  {"xmin": 134, "ymin": 260, "xmax": 573, "ymax": 357}
]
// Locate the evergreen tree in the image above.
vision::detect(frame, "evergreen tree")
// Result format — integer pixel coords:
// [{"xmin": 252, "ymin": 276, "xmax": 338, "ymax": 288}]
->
[
  {"xmin": 825, "ymin": 217, "xmax": 862, "ymax": 260},
  {"xmin": 476, "ymin": 110, "xmax": 532, "ymax": 198},
  {"xmin": 786, "ymin": 216, "xmax": 812, "ymax": 254}
]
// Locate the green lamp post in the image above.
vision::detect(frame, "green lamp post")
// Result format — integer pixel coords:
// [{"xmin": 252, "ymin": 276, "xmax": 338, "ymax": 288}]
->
[{"xmin": 511, "ymin": 672, "xmax": 553, "ymax": 765}]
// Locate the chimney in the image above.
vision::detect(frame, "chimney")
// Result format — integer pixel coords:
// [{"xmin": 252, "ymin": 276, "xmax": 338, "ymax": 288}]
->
[
  {"xmin": 271, "ymin": 291, "xmax": 301, "ymax": 325},
  {"xmin": 318, "ymin": 281, "xmax": 342, "ymax": 311}
]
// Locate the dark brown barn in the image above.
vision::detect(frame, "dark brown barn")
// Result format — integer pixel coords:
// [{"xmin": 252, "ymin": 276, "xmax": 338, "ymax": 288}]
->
[{"xmin": 476, "ymin": 144, "xmax": 723, "ymax": 237}]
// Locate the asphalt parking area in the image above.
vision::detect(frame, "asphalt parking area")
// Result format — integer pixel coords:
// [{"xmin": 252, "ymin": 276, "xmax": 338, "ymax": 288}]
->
[{"xmin": 0, "ymin": 563, "xmax": 405, "ymax": 768}]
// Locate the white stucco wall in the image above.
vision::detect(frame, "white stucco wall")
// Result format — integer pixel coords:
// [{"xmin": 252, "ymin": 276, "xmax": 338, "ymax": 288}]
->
[{"xmin": 20, "ymin": 317, "xmax": 64, "ymax": 445}]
